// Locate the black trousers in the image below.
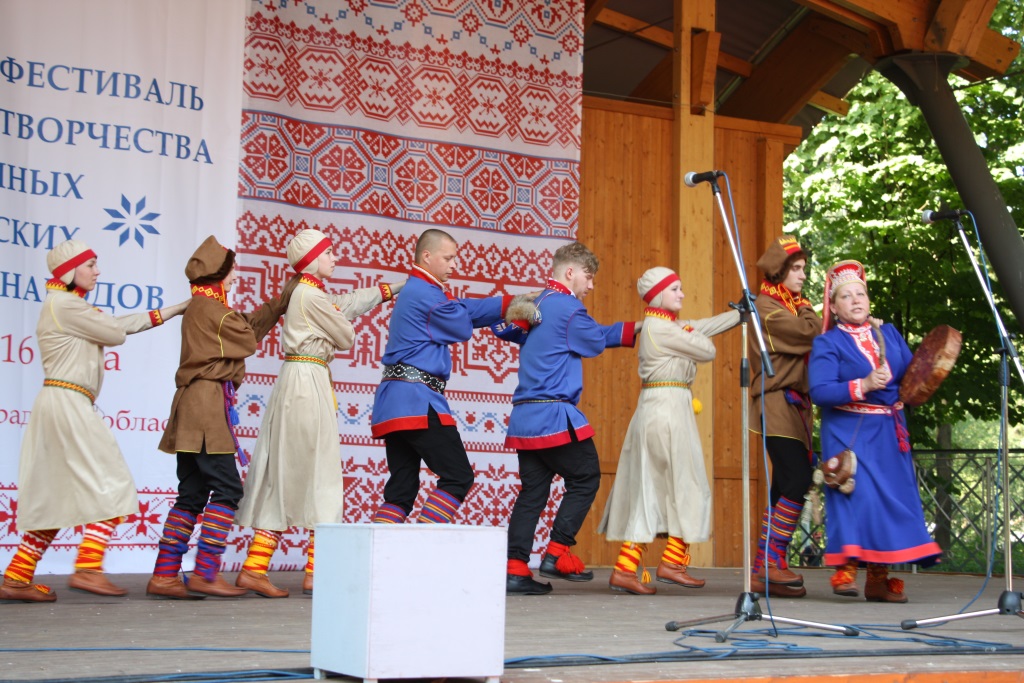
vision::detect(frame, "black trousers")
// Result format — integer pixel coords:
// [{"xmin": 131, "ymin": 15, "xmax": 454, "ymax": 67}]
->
[
  {"xmin": 765, "ymin": 435, "xmax": 813, "ymax": 505},
  {"xmin": 506, "ymin": 429, "xmax": 601, "ymax": 563},
  {"xmin": 381, "ymin": 406, "xmax": 475, "ymax": 514},
  {"xmin": 173, "ymin": 446, "xmax": 243, "ymax": 514}
]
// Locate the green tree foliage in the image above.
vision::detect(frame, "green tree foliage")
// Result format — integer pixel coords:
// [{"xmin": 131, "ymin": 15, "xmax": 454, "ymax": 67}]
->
[{"xmin": 782, "ymin": 9, "xmax": 1024, "ymax": 447}]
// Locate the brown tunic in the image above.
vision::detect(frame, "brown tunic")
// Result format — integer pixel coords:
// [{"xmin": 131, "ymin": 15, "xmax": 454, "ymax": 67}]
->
[
  {"xmin": 158, "ymin": 294, "xmax": 286, "ymax": 455},
  {"xmin": 750, "ymin": 293, "xmax": 821, "ymax": 446}
]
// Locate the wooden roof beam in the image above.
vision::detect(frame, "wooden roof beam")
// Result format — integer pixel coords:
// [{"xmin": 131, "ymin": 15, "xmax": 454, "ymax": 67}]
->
[
  {"xmin": 717, "ymin": 15, "xmax": 855, "ymax": 124},
  {"xmin": 792, "ymin": 0, "xmax": 893, "ymax": 56},
  {"xmin": 797, "ymin": 0, "xmax": 1019, "ymax": 79},
  {"xmin": 583, "ymin": 0, "xmax": 611, "ymax": 31},
  {"xmin": 691, "ymin": 30, "xmax": 721, "ymax": 114}
]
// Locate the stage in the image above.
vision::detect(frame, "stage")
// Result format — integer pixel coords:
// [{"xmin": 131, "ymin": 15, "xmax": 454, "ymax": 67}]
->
[{"xmin": 3, "ymin": 567, "xmax": 1023, "ymax": 683}]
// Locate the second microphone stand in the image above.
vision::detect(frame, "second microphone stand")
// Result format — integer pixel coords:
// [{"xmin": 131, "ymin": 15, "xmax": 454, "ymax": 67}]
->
[
  {"xmin": 901, "ymin": 212, "xmax": 1024, "ymax": 630},
  {"xmin": 664, "ymin": 174, "xmax": 856, "ymax": 641}
]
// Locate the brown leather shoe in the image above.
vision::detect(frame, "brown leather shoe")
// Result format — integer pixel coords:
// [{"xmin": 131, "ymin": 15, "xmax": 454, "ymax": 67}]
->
[
  {"xmin": 235, "ymin": 569, "xmax": 289, "ymax": 598},
  {"xmin": 302, "ymin": 573, "xmax": 313, "ymax": 596},
  {"xmin": 833, "ymin": 581, "xmax": 859, "ymax": 597},
  {"xmin": 68, "ymin": 569, "xmax": 128, "ymax": 597},
  {"xmin": 751, "ymin": 576, "xmax": 806, "ymax": 598},
  {"xmin": 187, "ymin": 573, "xmax": 249, "ymax": 598},
  {"xmin": 865, "ymin": 579, "xmax": 908, "ymax": 603},
  {"xmin": 758, "ymin": 565, "xmax": 804, "ymax": 587},
  {"xmin": 0, "ymin": 577, "xmax": 57, "ymax": 603},
  {"xmin": 146, "ymin": 575, "xmax": 206, "ymax": 600},
  {"xmin": 609, "ymin": 569, "xmax": 656, "ymax": 595},
  {"xmin": 655, "ymin": 561, "xmax": 706, "ymax": 588}
]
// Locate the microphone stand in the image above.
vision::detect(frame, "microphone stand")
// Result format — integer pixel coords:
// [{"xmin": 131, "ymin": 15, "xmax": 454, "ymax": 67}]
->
[
  {"xmin": 665, "ymin": 174, "xmax": 856, "ymax": 641},
  {"xmin": 902, "ymin": 212, "xmax": 1024, "ymax": 630}
]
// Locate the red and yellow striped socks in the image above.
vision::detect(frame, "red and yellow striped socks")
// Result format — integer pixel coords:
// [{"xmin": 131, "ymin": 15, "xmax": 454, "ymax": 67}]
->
[
  {"xmin": 241, "ymin": 529, "xmax": 281, "ymax": 575},
  {"xmin": 304, "ymin": 531, "xmax": 315, "ymax": 576},
  {"xmin": 662, "ymin": 536, "xmax": 691, "ymax": 567},
  {"xmin": 615, "ymin": 542, "xmax": 650, "ymax": 582},
  {"xmin": 74, "ymin": 516, "xmax": 123, "ymax": 572},
  {"xmin": 4, "ymin": 529, "xmax": 58, "ymax": 584}
]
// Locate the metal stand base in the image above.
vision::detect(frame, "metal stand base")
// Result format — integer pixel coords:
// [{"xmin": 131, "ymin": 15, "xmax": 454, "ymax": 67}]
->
[
  {"xmin": 902, "ymin": 590, "xmax": 1024, "ymax": 630},
  {"xmin": 666, "ymin": 591, "xmax": 858, "ymax": 642}
]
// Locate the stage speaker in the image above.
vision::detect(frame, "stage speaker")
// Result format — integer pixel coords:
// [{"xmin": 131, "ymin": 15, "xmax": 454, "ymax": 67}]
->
[{"xmin": 310, "ymin": 523, "xmax": 506, "ymax": 682}]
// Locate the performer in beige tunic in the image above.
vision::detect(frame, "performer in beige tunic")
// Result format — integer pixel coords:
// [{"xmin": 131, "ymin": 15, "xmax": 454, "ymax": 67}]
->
[
  {"xmin": 1, "ymin": 240, "xmax": 187, "ymax": 603},
  {"xmin": 235, "ymin": 229, "xmax": 403, "ymax": 597},
  {"xmin": 598, "ymin": 267, "xmax": 738, "ymax": 595}
]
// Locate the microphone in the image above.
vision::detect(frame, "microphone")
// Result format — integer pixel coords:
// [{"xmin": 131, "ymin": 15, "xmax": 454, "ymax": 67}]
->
[
  {"xmin": 684, "ymin": 170, "xmax": 723, "ymax": 187},
  {"xmin": 921, "ymin": 208, "xmax": 967, "ymax": 224}
]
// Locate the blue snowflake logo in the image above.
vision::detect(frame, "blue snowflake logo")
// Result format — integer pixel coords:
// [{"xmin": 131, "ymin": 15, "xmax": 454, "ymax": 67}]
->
[{"xmin": 103, "ymin": 195, "xmax": 161, "ymax": 247}]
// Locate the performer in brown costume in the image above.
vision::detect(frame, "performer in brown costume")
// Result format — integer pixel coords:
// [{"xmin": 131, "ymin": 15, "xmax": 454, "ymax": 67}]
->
[
  {"xmin": 146, "ymin": 236, "xmax": 298, "ymax": 599},
  {"xmin": 1, "ymin": 240, "xmax": 188, "ymax": 602},
  {"xmin": 749, "ymin": 236, "xmax": 821, "ymax": 598}
]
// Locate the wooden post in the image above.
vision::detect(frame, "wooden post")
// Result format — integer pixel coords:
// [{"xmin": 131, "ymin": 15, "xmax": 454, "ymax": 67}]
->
[{"xmin": 673, "ymin": 0, "xmax": 717, "ymax": 568}]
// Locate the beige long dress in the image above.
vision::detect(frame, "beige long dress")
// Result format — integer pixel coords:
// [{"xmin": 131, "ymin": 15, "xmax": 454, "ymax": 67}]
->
[
  {"xmin": 17, "ymin": 289, "xmax": 160, "ymax": 531},
  {"xmin": 236, "ymin": 281, "xmax": 385, "ymax": 531},
  {"xmin": 598, "ymin": 309, "xmax": 738, "ymax": 543}
]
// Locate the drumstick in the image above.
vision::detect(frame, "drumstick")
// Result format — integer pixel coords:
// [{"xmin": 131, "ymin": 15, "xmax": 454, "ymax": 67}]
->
[{"xmin": 869, "ymin": 318, "xmax": 886, "ymax": 366}]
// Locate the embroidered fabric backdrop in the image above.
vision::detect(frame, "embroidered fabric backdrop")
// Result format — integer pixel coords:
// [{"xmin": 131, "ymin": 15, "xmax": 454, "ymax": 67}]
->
[
  {"xmin": 0, "ymin": 0, "xmax": 582, "ymax": 574},
  {"xmin": 225, "ymin": 0, "xmax": 583, "ymax": 571}
]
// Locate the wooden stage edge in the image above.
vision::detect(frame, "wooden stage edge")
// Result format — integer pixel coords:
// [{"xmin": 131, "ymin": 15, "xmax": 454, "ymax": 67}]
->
[{"xmin": 2, "ymin": 568, "xmax": 1024, "ymax": 683}]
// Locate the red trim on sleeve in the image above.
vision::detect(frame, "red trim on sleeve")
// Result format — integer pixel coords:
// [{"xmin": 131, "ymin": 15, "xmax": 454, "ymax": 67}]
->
[
  {"xmin": 849, "ymin": 379, "xmax": 865, "ymax": 401},
  {"xmin": 621, "ymin": 322, "xmax": 637, "ymax": 347},
  {"xmin": 499, "ymin": 295, "xmax": 513, "ymax": 318},
  {"xmin": 148, "ymin": 309, "xmax": 164, "ymax": 327}
]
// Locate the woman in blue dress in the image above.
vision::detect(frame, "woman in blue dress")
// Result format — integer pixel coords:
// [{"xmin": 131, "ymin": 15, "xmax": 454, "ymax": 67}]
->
[{"xmin": 809, "ymin": 260, "xmax": 941, "ymax": 603}]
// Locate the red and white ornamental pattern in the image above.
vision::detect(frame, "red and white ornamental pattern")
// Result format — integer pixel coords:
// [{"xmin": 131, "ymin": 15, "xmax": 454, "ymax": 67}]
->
[
  {"xmin": 0, "ymin": 0, "xmax": 582, "ymax": 571},
  {"xmin": 228, "ymin": 0, "xmax": 582, "ymax": 571}
]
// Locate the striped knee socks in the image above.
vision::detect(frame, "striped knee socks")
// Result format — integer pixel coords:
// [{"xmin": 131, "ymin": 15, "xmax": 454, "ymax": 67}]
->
[
  {"xmin": 194, "ymin": 503, "xmax": 236, "ymax": 581},
  {"xmin": 75, "ymin": 516, "xmax": 124, "ymax": 572},
  {"xmin": 241, "ymin": 529, "xmax": 281, "ymax": 575},
  {"xmin": 153, "ymin": 508, "xmax": 198, "ymax": 577},
  {"xmin": 417, "ymin": 488, "xmax": 460, "ymax": 524},
  {"xmin": 4, "ymin": 529, "xmax": 58, "ymax": 584}
]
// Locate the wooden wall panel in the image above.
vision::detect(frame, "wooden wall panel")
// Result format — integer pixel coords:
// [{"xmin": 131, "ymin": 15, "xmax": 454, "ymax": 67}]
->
[{"xmin": 575, "ymin": 98, "xmax": 674, "ymax": 568}]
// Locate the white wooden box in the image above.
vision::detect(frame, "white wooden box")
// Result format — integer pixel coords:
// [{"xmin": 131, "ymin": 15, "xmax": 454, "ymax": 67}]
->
[{"xmin": 310, "ymin": 523, "xmax": 506, "ymax": 683}]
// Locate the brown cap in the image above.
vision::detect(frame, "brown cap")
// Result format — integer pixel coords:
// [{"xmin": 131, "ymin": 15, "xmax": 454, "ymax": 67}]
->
[
  {"xmin": 757, "ymin": 236, "xmax": 806, "ymax": 280},
  {"xmin": 186, "ymin": 235, "xmax": 235, "ymax": 284}
]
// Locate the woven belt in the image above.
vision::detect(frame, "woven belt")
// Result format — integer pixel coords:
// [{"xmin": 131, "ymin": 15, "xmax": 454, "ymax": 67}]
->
[
  {"xmin": 285, "ymin": 354, "xmax": 328, "ymax": 367},
  {"xmin": 382, "ymin": 362, "xmax": 446, "ymax": 394},
  {"xmin": 642, "ymin": 380, "xmax": 691, "ymax": 389},
  {"xmin": 43, "ymin": 378, "xmax": 96, "ymax": 403},
  {"xmin": 836, "ymin": 400, "xmax": 903, "ymax": 415}
]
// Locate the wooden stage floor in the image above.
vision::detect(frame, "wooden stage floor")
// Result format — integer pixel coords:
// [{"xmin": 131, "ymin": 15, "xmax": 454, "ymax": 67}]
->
[{"xmin": 3, "ymin": 567, "xmax": 1024, "ymax": 683}]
